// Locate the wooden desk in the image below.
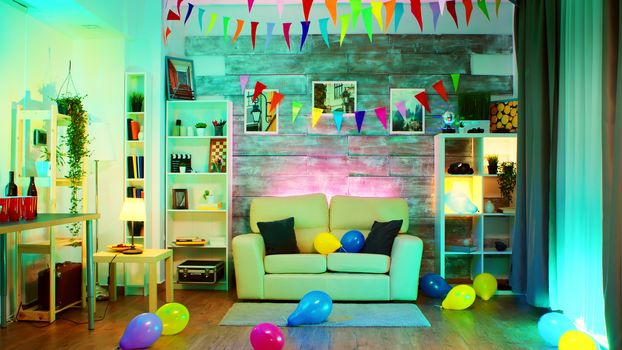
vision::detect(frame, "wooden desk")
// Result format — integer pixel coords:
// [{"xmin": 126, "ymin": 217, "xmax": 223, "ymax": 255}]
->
[
  {"xmin": 0, "ymin": 213, "xmax": 100, "ymax": 330},
  {"xmin": 93, "ymin": 249, "xmax": 174, "ymax": 313}
]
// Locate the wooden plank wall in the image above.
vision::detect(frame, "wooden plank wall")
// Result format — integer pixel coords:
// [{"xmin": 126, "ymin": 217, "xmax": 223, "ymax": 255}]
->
[{"xmin": 186, "ymin": 34, "xmax": 513, "ymax": 273}]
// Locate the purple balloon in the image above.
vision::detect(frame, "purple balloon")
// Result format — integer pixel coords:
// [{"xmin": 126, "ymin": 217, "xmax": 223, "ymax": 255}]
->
[
  {"xmin": 340, "ymin": 230, "xmax": 365, "ymax": 253},
  {"xmin": 250, "ymin": 323, "xmax": 285, "ymax": 350},
  {"xmin": 119, "ymin": 313, "xmax": 163, "ymax": 350}
]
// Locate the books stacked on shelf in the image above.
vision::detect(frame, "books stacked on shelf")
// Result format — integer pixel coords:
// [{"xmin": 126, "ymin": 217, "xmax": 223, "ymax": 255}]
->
[
  {"xmin": 446, "ymin": 245, "xmax": 478, "ymax": 253},
  {"xmin": 170, "ymin": 154, "xmax": 192, "ymax": 173},
  {"xmin": 197, "ymin": 202, "xmax": 223, "ymax": 211},
  {"xmin": 127, "ymin": 155, "xmax": 145, "ymax": 178},
  {"xmin": 175, "ymin": 237, "xmax": 207, "ymax": 246},
  {"xmin": 126, "ymin": 186, "xmax": 145, "ymax": 198},
  {"xmin": 127, "ymin": 118, "xmax": 141, "ymax": 140}
]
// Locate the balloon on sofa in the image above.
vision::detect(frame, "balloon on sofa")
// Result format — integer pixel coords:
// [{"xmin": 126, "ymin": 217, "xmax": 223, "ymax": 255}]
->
[
  {"xmin": 473, "ymin": 273, "xmax": 498, "ymax": 301},
  {"xmin": 441, "ymin": 285, "xmax": 476, "ymax": 310},
  {"xmin": 340, "ymin": 230, "xmax": 365, "ymax": 253},
  {"xmin": 314, "ymin": 233, "xmax": 341, "ymax": 255},
  {"xmin": 287, "ymin": 291, "xmax": 333, "ymax": 326},
  {"xmin": 537, "ymin": 312, "xmax": 576, "ymax": 346},
  {"xmin": 119, "ymin": 313, "xmax": 163, "ymax": 350},
  {"xmin": 420, "ymin": 273, "xmax": 452, "ymax": 298},
  {"xmin": 156, "ymin": 302, "xmax": 190, "ymax": 335},
  {"xmin": 250, "ymin": 323, "xmax": 285, "ymax": 350}
]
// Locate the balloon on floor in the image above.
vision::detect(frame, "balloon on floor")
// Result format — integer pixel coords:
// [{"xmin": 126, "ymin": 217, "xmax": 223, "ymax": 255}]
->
[
  {"xmin": 156, "ymin": 302, "xmax": 190, "ymax": 335},
  {"xmin": 119, "ymin": 313, "xmax": 163, "ymax": 350},
  {"xmin": 537, "ymin": 312, "xmax": 576, "ymax": 346},
  {"xmin": 473, "ymin": 273, "xmax": 498, "ymax": 300},
  {"xmin": 558, "ymin": 330, "xmax": 598, "ymax": 350},
  {"xmin": 287, "ymin": 290, "xmax": 333, "ymax": 326},
  {"xmin": 420, "ymin": 273, "xmax": 452, "ymax": 298},
  {"xmin": 441, "ymin": 284, "xmax": 476, "ymax": 310},
  {"xmin": 250, "ymin": 323, "xmax": 285, "ymax": 350}
]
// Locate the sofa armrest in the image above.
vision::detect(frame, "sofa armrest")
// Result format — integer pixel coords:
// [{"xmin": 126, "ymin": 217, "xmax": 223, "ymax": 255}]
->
[
  {"xmin": 390, "ymin": 234, "xmax": 424, "ymax": 300},
  {"xmin": 232, "ymin": 234, "xmax": 266, "ymax": 299}
]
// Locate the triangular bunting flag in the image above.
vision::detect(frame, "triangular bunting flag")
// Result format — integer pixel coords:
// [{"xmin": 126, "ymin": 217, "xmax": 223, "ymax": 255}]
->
[
  {"xmin": 283, "ymin": 22, "xmax": 292, "ymax": 51},
  {"xmin": 495, "ymin": 0, "xmax": 501, "ymax": 17},
  {"xmin": 164, "ymin": 26, "xmax": 172, "ymax": 45},
  {"xmin": 276, "ymin": 0, "xmax": 285, "ymax": 17},
  {"xmin": 252, "ymin": 81, "xmax": 267, "ymax": 102},
  {"xmin": 463, "ymin": 0, "xmax": 473, "ymax": 26},
  {"xmin": 183, "ymin": 3, "xmax": 194, "ymax": 24},
  {"xmin": 198, "ymin": 8, "xmax": 205, "ymax": 32},
  {"xmin": 430, "ymin": 1, "xmax": 441, "ymax": 31},
  {"xmin": 206, "ymin": 13, "xmax": 217, "ymax": 34},
  {"xmin": 251, "ymin": 22, "xmax": 259, "ymax": 48},
  {"xmin": 415, "ymin": 91, "xmax": 431, "ymax": 113},
  {"xmin": 269, "ymin": 92, "xmax": 284, "ymax": 114},
  {"xmin": 477, "ymin": 0, "xmax": 490, "ymax": 21},
  {"xmin": 375, "ymin": 107, "xmax": 388, "ymax": 129},
  {"xmin": 240, "ymin": 75, "xmax": 249, "ymax": 94},
  {"xmin": 350, "ymin": 0, "xmax": 362, "ymax": 27},
  {"xmin": 300, "ymin": 21, "xmax": 311, "ymax": 51},
  {"xmin": 362, "ymin": 7, "xmax": 373, "ymax": 43},
  {"xmin": 223, "ymin": 16, "xmax": 230, "ymax": 41},
  {"xmin": 371, "ymin": 1, "xmax": 383, "ymax": 30},
  {"xmin": 433, "ymin": 80, "xmax": 449, "ymax": 102},
  {"xmin": 231, "ymin": 19, "xmax": 245, "ymax": 43},
  {"xmin": 266, "ymin": 22, "xmax": 275, "ymax": 48},
  {"xmin": 451, "ymin": 73, "xmax": 461, "ymax": 92},
  {"xmin": 292, "ymin": 101, "xmax": 303, "ymax": 123},
  {"xmin": 177, "ymin": 0, "xmax": 184, "ymax": 14},
  {"xmin": 325, "ymin": 0, "xmax": 338, "ymax": 24},
  {"xmin": 395, "ymin": 101, "xmax": 408, "ymax": 121},
  {"xmin": 333, "ymin": 111, "xmax": 344, "ymax": 133},
  {"xmin": 355, "ymin": 111, "xmax": 366, "ymax": 133},
  {"xmin": 247, "ymin": 0, "xmax": 254, "ymax": 13},
  {"xmin": 167, "ymin": 10, "xmax": 181, "ymax": 21},
  {"xmin": 319, "ymin": 18, "xmax": 330, "ymax": 48},
  {"xmin": 340, "ymin": 14, "xmax": 350, "ymax": 46},
  {"xmin": 312, "ymin": 107, "xmax": 323, "ymax": 128},
  {"xmin": 394, "ymin": 2, "xmax": 404, "ymax": 32},
  {"xmin": 302, "ymin": 0, "xmax": 314, "ymax": 22},
  {"xmin": 446, "ymin": 1, "xmax": 459, "ymax": 28},
  {"xmin": 439, "ymin": 0, "xmax": 447, "ymax": 14},
  {"xmin": 383, "ymin": 0, "xmax": 396, "ymax": 32},
  {"xmin": 410, "ymin": 0, "xmax": 423, "ymax": 31}
]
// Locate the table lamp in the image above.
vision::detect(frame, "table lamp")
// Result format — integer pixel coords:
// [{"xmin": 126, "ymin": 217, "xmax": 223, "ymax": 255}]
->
[{"xmin": 119, "ymin": 198, "xmax": 145, "ymax": 254}]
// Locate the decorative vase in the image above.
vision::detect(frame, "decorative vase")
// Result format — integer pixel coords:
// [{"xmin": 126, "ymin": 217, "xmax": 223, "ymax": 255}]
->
[
  {"xmin": 205, "ymin": 195, "xmax": 216, "ymax": 204},
  {"xmin": 484, "ymin": 200, "xmax": 495, "ymax": 213},
  {"xmin": 138, "ymin": 126, "xmax": 144, "ymax": 141},
  {"xmin": 196, "ymin": 128, "xmax": 207, "ymax": 137},
  {"xmin": 214, "ymin": 125, "xmax": 224, "ymax": 136},
  {"xmin": 487, "ymin": 165, "xmax": 498, "ymax": 175},
  {"xmin": 187, "ymin": 126, "xmax": 194, "ymax": 137},
  {"xmin": 35, "ymin": 161, "xmax": 50, "ymax": 177}
]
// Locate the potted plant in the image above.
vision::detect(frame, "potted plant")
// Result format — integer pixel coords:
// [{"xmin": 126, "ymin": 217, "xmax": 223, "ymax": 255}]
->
[
  {"xmin": 130, "ymin": 92, "xmax": 144, "ymax": 112},
  {"xmin": 202, "ymin": 190, "xmax": 216, "ymax": 204},
  {"xmin": 195, "ymin": 122, "xmax": 207, "ymax": 136},
  {"xmin": 497, "ymin": 161, "xmax": 517, "ymax": 208},
  {"xmin": 486, "ymin": 155, "xmax": 499, "ymax": 175}
]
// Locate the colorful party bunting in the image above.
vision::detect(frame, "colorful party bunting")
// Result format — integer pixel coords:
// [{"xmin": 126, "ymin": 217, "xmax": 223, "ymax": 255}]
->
[
  {"xmin": 495, "ymin": 0, "xmax": 501, "ymax": 17},
  {"xmin": 265, "ymin": 22, "xmax": 275, "ymax": 48},
  {"xmin": 415, "ymin": 91, "xmax": 431, "ymax": 113},
  {"xmin": 439, "ymin": 0, "xmax": 447, "ymax": 14},
  {"xmin": 350, "ymin": 0, "xmax": 362, "ymax": 27},
  {"xmin": 269, "ymin": 92, "xmax": 284, "ymax": 114},
  {"xmin": 446, "ymin": 1, "xmax": 459, "ymax": 28},
  {"xmin": 223, "ymin": 16, "xmax": 230, "ymax": 41},
  {"xmin": 394, "ymin": 2, "xmax": 404, "ymax": 32},
  {"xmin": 240, "ymin": 75, "xmax": 249, "ymax": 94},
  {"xmin": 177, "ymin": 0, "xmax": 183, "ymax": 14},
  {"xmin": 410, "ymin": 0, "xmax": 423, "ymax": 31},
  {"xmin": 333, "ymin": 111, "xmax": 344, "ymax": 133},
  {"xmin": 302, "ymin": 0, "xmax": 314, "ymax": 22},
  {"xmin": 463, "ymin": 0, "xmax": 473, "ymax": 26},
  {"xmin": 433, "ymin": 80, "xmax": 449, "ymax": 102},
  {"xmin": 247, "ymin": 0, "xmax": 254, "ymax": 13},
  {"xmin": 312, "ymin": 108, "xmax": 323, "ymax": 128},
  {"xmin": 451, "ymin": 73, "xmax": 461, "ymax": 92},
  {"xmin": 252, "ymin": 81, "xmax": 267, "ymax": 102},
  {"xmin": 340, "ymin": 14, "xmax": 350, "ymax": 46},
  {"xmin": 251, "ymin": 21, "xmax": 259, "ymax": 48},
  {"xmin": 395, "ymin": 101, "xmax": 407, "ymax": 121},
  {"xmin": 197, "ymin": 8, "xmax": 205, "ymax": 32},
  {"xmin": 292, "ymin": 101, "xmax": 303, "ymax": 123},
  {"xmin": 371, "ymin": 1, "xmax": 383, "ymax": 30},
  {"xmin": 355, "ymin": 110, "xmax": 366, "ymax": 133},
  {"xmin": 164, "ymin": 26, "xmax": 172, "ymax": 45},
  {"xmin": 319, "ymin": 18, "xmax": 330, "ymax": 47},
  {"xmin": 375, "ymin": 107, "xmax": 388, "ymax": 129},
  {"xmin": 430, "ymin": 1, "xmax": 441, "ymax": 31},
  {"xmin": 183, "ymin": 3, "xmax": 194, "ymax": 24},
  {"xmin": 167, "ymin": 10, "xmax": 180, "ymax": 21},
  {"xmin": 383, "ymin": 0, "xmax": 396, "ymax": 32},
  {"xmin": 276, "ymin": 0, "xmax": 284, "ymax": 17},
  {"xmin": 231, "ymin": 19, "xmax": 245, "ymax": 43},
  {"xmin": 283, "ymin": 22, "xmax": 292, "ymax": 50},
  {"xmin": 362, "ymin": 7, "xmax": 373, "ymax": 42},
  {"xmin": 206, "ymin": 13, "xmax": 217, "ymax": 34},
  {"xmin": 477, "ymin": 0, "xmax": 490, "ymax": 20},
  {"xmin": 300, "ymin": 21, "xmax": 311, "ymax": 51},
  {"xmin": 325, "ymin": 0, "xmax": 338, "ymax": 24}
]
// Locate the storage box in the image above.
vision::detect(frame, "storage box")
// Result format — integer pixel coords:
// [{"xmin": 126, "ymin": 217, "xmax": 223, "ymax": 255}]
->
[
  {"xmin": 38, "ymin": 262, "xmax": 82, "ymax": 310},
  {"xmin": 177, "ymin": 260, "xmax": 224, "ymax": 284}
]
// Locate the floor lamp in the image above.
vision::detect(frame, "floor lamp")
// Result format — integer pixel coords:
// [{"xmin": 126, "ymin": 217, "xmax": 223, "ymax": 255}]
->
[{"xmin": 90, "ymin": 122, "xmax": 116, "ymax": 300}]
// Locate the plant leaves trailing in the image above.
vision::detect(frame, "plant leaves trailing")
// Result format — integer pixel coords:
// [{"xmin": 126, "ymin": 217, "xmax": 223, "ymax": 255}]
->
[
  {"xmin": 497, "ymin": 161, "xmax": 517, "ymax": 205},
  {"xmin": 458, "ymin": 92, "xmax": 491, "ymax": 120}
]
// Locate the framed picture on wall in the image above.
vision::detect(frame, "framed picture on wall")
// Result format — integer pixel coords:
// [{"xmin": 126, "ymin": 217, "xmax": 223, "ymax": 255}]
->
[
  {"xmin": 172, "ymin": 189, "xmax": 189, "ymax": 209},
  {"xmin": 208, "ymin": 138, "xmax": 227, "ymax": 173},
  {"xmin": 312, "ymin": 81, "xmax": 357, "ymax": 115},
  {"xmin": 389, "ymin": 88, "xmax": 425, "ymax": 134},
  {"xmin": 165, "ymin": 56, "xmax": 196, "ymax": 100},
  {"xmin": 244, "ymin": 89, "xmax": 279, "ymax": 134}
]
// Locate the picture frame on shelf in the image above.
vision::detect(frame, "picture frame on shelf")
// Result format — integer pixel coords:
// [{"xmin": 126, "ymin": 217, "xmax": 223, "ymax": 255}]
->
[
  {"xmin": 165, "ymin": 56, "xmax": 196, "ymax": 100},
  {"xmin": 244, "ymin": 89, "xmax": 279, "ymax": 134},
  {"xmin": 389, "ymin": 88, "xmax": 425, "ymax": 134},
  {"xmin": 312, "ymin": 81, "xmax": 356, "ymax": 115},
  {"xmin": 208, "ymin": 138, "xmax": 227, "ymax": 173},
  {"xmin": 172, "ymin": 188, "xmax": 189, "ymax": 209}
]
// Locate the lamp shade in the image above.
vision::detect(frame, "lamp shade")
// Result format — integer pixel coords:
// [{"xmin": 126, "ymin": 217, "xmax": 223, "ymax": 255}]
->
[
  {"xmin": 90, "ymin": 122, "xmax": 116, "ymax": 161},
  {"xmin": 119, "ymin": 198, "xmax": 146, "ymax": 222}
]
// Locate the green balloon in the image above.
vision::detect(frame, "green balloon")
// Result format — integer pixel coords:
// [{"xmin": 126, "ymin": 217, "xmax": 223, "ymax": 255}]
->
[{"xmin": 156, "ymin": 302, "xmax": 190, "ymax": 335}]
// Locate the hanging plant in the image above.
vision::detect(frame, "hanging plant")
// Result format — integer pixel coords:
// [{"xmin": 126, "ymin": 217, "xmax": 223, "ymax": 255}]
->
[{"xmin": 497, "ymin": 161, "xmax": 517, "ymax": 206}]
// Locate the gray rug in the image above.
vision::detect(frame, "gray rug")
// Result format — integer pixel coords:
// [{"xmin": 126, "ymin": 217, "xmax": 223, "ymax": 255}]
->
[{"xmin": 219, "ymin": 303, "xmax": 431, "ymax": 327}]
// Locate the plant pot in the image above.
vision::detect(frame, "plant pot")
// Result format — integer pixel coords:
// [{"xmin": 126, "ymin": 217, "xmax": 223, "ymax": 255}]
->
[
  {"xmin": 487, "ymin": 165, "xmax": 498, "ymax": 175},
  {"xmin": 196, "ymin": 128, "xmax": 207, "ymax": 137},
  {"xmin": 35, "ymin": 161, "xmax": 50, "ymax": 177},
  {"xmin": 205, "ymin": 195, "xmax": 216, "ymax": 204},
  {"xmin": 214, "ymin": 125, "xmax": 224, "ymax": 136},
  {"xmin": 57, "ymin": 103, "xmax": 68, "ymax": 115},
  {"xmin": 131, "ymin": 102, "xmax": 143, "ymax": 113}
]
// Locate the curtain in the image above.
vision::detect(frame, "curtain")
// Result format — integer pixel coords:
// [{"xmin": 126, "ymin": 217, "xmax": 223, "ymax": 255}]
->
[
  {"xmin": 511, "ymin": 0, "xmax": 559, "ymax": 308},
  {"xmin": 603, "ymin": 0, "xmax": 622, "ymax": 348}
]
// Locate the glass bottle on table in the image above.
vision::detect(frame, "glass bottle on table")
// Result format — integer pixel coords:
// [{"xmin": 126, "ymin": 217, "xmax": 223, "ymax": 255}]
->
[
  {"xmin": 27, "ymin": 176, "xmax": 38, "ymax": 216},
  {"xmin": 5, "ymin": 171, "xmax": 18, "ymax": 196}
]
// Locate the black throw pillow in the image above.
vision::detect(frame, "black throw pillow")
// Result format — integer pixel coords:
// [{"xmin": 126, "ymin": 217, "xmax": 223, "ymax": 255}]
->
[
  {"xmin": 360, "ymin": 220, "xmax": 403, "ymax": 256},
  {"xmin": 257, "ymin": 217, "xmax": 300, "ymax": 255}
]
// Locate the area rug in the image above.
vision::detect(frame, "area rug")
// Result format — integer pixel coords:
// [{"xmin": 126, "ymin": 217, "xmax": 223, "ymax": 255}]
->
[{"xmin": 219, "ymin": 303, "xmax": 431, "ymax": 327}]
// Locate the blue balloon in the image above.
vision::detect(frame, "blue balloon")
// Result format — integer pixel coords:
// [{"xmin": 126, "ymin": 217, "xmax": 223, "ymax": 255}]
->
[
  {"xmin": 537, "ymin": 312, "xmax": 576, "ymax": 346},
  {"xmin": 287, "ymin": 291, "xmax": 333, "ymax": 326},
  {"xmin": 420, "ymin": 273, "xmax": 452, "ymax": 298},
  {"xmin": 340, "ymin": 230, "xmax": 365, "ymax": 253},
  {"xmin": 119, "ymin": 313, "xmax": 163, "ymax": 350}
]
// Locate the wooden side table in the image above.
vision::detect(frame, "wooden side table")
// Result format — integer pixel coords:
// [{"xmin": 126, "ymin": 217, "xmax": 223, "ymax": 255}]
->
[{"xmin": 93, "ymin": 249, "xmax": 173, "ymax": 312}]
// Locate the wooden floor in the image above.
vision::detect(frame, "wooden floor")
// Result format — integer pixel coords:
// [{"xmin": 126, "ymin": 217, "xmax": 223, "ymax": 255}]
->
[{"xmin": 0, "ymin": 287, "xmax": 549, "ymax": 350}]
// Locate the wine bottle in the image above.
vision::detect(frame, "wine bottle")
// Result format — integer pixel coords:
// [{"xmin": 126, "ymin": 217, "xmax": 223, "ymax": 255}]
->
[
  {"xmin": 27, "ymin": 176, "xmax": 38, "ymax": 216},
  {"xmin": 5, "ymin": 171, "xmax": 18, "ymax": 196}
]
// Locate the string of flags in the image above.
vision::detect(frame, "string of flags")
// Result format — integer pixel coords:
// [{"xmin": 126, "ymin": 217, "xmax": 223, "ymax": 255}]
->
[
  {"xmin": 240, "ymin": 73, "xmax": 463, "ymax": 134},
  {"xmin": 164, "ymin": 0, "xmax": 510, "ymax": 47}
]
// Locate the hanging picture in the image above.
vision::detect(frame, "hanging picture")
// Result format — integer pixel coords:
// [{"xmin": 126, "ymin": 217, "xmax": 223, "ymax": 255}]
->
[
  {"xmin": 490, "ymin": 99, "xmax": 518, "ymax": 133},
  {"xmin": 244, "ymin": 89, "xmax": 279, "ymax": 134},
  {"xmin": 165, "ymin": 56, "xmax": 196, "ymax": 100},
  {"xmin": 390, "ymin": 88, "xmax": 425, "ymax": 134},
  {"xmin": 312, "ymin": 81, "xmax": 357, "ymax": 115},
  {"xmin": 172, "ymin": 189, "xmax": 189, "ymax": 209},
  {"xmin": 208, "ymin": 138, "xmax": 228, "ymax": 173}
]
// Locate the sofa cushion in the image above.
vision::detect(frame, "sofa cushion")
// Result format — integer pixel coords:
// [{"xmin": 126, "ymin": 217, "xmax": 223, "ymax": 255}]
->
[
  {"xmin": 257, "ymin": 217, "xmax": 300, "ymax": 255},
  {"xmin": 360, "ymin": 220, "xmax": 402, "ymax": 256},
  {"xmin": 264, "ymin": 254, "xmax": 327, "ymax": 274},
  {"xmin": 329, "ymin": 196, "xmax": 409, "ymax": 233},
  {"xmin": 327, "ymin": 253, "xmax": 390, "ymax": 273}
]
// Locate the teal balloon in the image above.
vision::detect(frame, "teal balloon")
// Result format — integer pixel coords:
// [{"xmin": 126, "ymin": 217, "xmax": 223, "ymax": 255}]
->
[
  {"xmin": 340, "ymin": 230, "xmax": 365, "ymax": 253},
  {"xmin": 537, "ymin": 312, "xmax": 576, "ymax": 346},
  {"xmin": 287, "ymin": 291, "xmax": 333, "ymax": 326}
]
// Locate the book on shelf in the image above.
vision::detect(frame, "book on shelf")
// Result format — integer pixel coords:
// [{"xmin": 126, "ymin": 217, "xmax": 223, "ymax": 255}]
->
[
  {"xmin": 127, "ymin": 118, "xmax": 141, "ymax": 141},
  {"xmin": 126, "ymin": 186, "xmax": 145, "ymax": 198},
  {"xmin": 127, "ymin": 155, "xmax": 145, "ymax": 178},
  {"xmin": 446, "ymin": 245, "xmax": 478, "ymax": 253},
  {"xmin": 175, "ymin": 237, "xmax": 207, "ymax": 246},
  {"xmin": 196, "ymin": 202, "xmax": 223, "ymax": 211}
]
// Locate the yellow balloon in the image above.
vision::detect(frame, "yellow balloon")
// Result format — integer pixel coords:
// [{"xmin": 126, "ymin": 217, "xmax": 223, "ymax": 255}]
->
[
  {"xmin": 313, "ymin": 232, "xmax": 341, "ymax": 255},
  {"xmin": 156, "ymin": 302, "xmax": 190, "ymax": 335},
  {"xmin": 473, "ymin": 273, "xmax": 498, "ymax": 301},
  {"xmin": 441, "ymin": 284, "xmax": 476, "ymax": 310},
  {"xmin": 558, "ymin": 330, "xmax": 597, "ymax": 350}
]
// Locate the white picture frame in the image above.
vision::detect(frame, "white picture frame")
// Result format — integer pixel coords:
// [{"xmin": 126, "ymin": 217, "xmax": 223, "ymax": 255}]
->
[
  {"xmin": 312, "ymin": 81, "xmax": 357, "ymax": 116},
  {"xmin": 244, "ymin": 88, "xmax": 279, "ymax": 134},
  {"xmin": 390, "ymin": 88, "xmax": 426, "ymax": 134}
]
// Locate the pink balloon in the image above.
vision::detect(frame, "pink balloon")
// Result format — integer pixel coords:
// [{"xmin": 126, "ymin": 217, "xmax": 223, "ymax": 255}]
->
[{"xmin": 250, "ymin": 323, "xmax": 285, "ymax": 350}]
